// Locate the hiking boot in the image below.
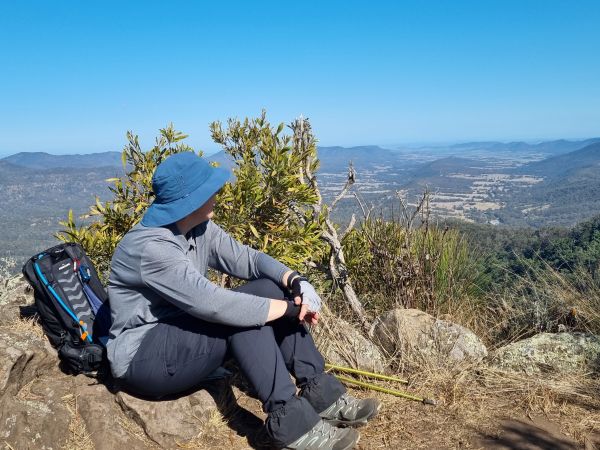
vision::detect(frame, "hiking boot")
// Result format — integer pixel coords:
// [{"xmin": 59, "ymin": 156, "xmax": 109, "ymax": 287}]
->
[
  {"xmin": 282, "ymin": 419, "xmax": 359, "ymax": 450},
  {"xmin": 319, "ymin": 393, "xmax": 380, "ymax": 427}
]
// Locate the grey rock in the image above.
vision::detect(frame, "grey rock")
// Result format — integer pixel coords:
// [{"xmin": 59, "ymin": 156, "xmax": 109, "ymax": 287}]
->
[
  {"xmin": 0, "ymin": 328, "xmax": 56, "ymax": 397},
  {"xmin": 0, "ymin": 275, "xmax": 34, "ymax": 326},
  {"xmin": 371, "ymin": 308, "xmax": 487, "ymax": 365},
  {"xmin": 0, "ymin": 376, "xmax": 72, "ymax": 449},
  {"xmin": 76, "ymin": 383, "xmax": 152, "ymax": 449},
  {"xmin": 314, "ymin": 316, "xmax": 386, "ymax": 372},
  {"xmin": 116, "ymin": 389, "xmax": 220, "ymax": 448},
  {"xmin": 490, "ymin": 332, "xmax": 600, "ymax": 375}
]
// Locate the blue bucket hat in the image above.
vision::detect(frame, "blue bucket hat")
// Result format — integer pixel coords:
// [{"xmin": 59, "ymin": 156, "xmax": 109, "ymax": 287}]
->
[{"xmin": 141, "ymin": 152, "xmax": 230, "ymax": 227}]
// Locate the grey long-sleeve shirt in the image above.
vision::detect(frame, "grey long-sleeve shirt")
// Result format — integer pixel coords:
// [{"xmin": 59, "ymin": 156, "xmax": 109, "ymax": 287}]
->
[{"xmin": 106, "ymin": 220, "xmax": 290, "ymax": 378}]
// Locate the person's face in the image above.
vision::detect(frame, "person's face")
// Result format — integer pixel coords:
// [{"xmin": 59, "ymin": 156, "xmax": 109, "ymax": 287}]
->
[{"xmin": 193, "ymin": 193, "xmax": 218, "ymax": 223}]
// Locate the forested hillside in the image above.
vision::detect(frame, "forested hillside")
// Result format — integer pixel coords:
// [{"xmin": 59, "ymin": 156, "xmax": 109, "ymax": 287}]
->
[
  {"xmin": 2, "ymin": 139, "xmax": 600, "ymax": 274},
  {"xmin": 0, "ymin": 160, "xmax": 121, "ymax": 270}
]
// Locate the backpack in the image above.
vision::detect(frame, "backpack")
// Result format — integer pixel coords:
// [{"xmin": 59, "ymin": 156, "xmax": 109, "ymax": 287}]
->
[{"xmin": 22, "ymin": 242, "xmax": 112, "ymax": 375}]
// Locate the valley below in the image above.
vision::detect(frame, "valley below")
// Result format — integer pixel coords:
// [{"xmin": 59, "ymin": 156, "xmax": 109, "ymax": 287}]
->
[{"xmin": 1, "ymin": 137, "xmax": 599, "ymax": 273}]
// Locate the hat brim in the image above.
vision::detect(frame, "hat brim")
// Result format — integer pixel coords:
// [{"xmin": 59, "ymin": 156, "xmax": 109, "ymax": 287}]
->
[{"xmin": 141, "ymin": 166, "xmax": 230, "ymax": 227}]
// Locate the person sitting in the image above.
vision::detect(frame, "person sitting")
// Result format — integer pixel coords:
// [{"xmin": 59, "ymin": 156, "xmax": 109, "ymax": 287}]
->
[{"xmin": 106, "ymin": 152, "xmax": 379, "ymax": 450}]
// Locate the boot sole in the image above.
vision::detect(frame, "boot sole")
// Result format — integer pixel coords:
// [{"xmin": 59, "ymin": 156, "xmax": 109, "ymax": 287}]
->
[
  {"xmin": 336, "ymin": 429, "xmax": 360, "ymax": 450},
  {"xmin": 280, "ymin": 428, "xmax": 360, "ymax": 450}
]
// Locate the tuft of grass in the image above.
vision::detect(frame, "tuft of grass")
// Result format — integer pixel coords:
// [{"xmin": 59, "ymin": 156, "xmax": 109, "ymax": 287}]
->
[
  {"xmin": 176, "ymin": 410, "xmax": 237, "ymax": 450},
  {"xmin": 482, "ymin": 256, "xmax": 600, "ymax": 345},
  {"xmin": 61, "ymin": 394, "xmax": 94, "ymax": 450},
  {"xmin": 341, "ymin": 193, "xmax": 485, "ymax": 325},
  {"xmin": 4, "ymin": 316, "xmax": 45, "ymax": 340}
]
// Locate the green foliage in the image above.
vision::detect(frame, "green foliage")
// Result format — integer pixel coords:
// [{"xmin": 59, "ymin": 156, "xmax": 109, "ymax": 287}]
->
[
  {"xmin": 448, "ymin": 216, "xmax": 600, "ymax": 342},
  {"xmin": 453, "ymin": 215, "xmax": 600, "ymax": 293},
  {"xmin": 342, "ymin": 214, "xmax": 482, "ymax": 318},
  {"xmin": 57, "ymin": 124, "xmax": 195, "ymax": 281},
  {"xmin": 56, "ymin": 114, "xmax": 327, "ymax": 283},
  {"xmin": 210, "ymin": 111, "xmax": 327, "ymax": 271}
]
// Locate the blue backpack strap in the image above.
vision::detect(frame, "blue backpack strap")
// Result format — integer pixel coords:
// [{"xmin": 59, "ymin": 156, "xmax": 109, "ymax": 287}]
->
[
  {"xmin": 33, "ymin": 256, "xmax": 93, "ymax": 343},
  {"xmin": 62, "ymin": 244, "xmax": 112, "ymax": 345}
]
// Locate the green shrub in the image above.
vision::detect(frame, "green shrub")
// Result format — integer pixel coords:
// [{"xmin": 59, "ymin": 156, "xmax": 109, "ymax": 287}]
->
[
  {"xmin": 343, "ymin": 214, "xmax": 483, "ymax": 319},
  {"xmin": 57, "ymin": 113, "xmax": 327, "ymax": 283},
  {"xmin": 210, "ymin": 111, "xmax": 327, "ymax": 273}
]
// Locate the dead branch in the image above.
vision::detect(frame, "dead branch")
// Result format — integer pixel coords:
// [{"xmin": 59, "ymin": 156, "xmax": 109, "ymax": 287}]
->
[{"xmin": 291, "ymin": 117, "xmax": 370, "ymax": 332}]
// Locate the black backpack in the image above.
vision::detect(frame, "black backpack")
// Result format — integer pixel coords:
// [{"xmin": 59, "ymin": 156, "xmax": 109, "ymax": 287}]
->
[{"xmin": 22, "ymin": 242, "xmax": 112, "ymax": 375}]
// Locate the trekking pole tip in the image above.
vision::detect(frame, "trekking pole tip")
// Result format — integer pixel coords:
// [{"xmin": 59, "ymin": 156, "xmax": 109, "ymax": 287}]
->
[{"xmin": 422, "ymin": 398, "xmax": 437, "ymax": 406}]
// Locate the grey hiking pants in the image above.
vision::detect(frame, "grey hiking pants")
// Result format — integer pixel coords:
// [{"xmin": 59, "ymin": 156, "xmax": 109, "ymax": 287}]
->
[{"xmin": 121, "ymin": 278, "xmax": 346, "ymax": 447}]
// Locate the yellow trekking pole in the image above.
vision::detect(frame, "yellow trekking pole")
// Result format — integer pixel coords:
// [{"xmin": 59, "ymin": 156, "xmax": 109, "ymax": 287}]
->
[
  {"xmin": 325, "ymin": 363, "xmax": 409, "ymax": 384},
  {"xmin": 325, "ymin": 363, "xmax": 437, "ymax": 406}
]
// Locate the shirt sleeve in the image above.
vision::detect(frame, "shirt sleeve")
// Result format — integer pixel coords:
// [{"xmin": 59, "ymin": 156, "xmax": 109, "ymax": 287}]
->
[
  {"xmin": 207, "ymin": 221, "xmax": 291, "ymax": 285},
  {"xmin": 140, "ymin": 236, "xmax": 270, "ymax": 327}
]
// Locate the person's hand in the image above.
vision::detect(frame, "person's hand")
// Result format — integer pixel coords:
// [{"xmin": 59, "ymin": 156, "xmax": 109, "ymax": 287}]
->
[
  {"xmin": 293, "ymin": 299, "xmax": 319, "ymax": 325},
  {"xmin": 292, "ymin": 292, "xmax": 311, "ymax": 323},
  {"xmin": 288, "ymin": 274, "xmax": 322, "ymax": 314},
  {"xmin": 304, "ymin": 311, "xmax": 319, "ymax": 325},
  {"xmin": 286, "ymin": 279, "xmax": 320, "ymax": 325}
]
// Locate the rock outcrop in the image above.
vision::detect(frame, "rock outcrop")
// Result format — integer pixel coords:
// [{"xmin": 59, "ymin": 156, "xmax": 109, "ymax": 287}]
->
[
  {"xmin": 313, "ymin": 315, "xmax": 386, "ymax": 372},
  {"xmin": 490, "ymin": 332, "xmax": 600, "ymax": 375},
  {"xmin": 0, "ymin": 275, "xmax": 33, "ymax": 325},
  {"xmin": 0, "ymin": 275, "xmax": 224, "ymax": 449},
  {"xmin": 371, "ymin": 308, "xmax": 488, "ymax": 366},
  {"xmin": 115, "ymin": 389, "xmax": 221, "ymax": 448}
]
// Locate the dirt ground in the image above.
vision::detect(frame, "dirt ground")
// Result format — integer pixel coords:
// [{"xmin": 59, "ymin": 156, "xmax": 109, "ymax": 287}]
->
[{"xmin": 193, "ymin": 369, "xmax": 600, "ymax": 450}]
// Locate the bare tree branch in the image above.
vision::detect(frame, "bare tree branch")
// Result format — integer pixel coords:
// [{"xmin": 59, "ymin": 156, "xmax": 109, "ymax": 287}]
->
[
  {"xmin": 290, "ymin": 117, "xmax": 370, "ymax": 332},
  {"xmin": 330, "ymin": 162, "xmax": 355, "ymax": 211},
  {"xmin": 341, "ymin": 214, "xmax": 356, "ymax": 240}
]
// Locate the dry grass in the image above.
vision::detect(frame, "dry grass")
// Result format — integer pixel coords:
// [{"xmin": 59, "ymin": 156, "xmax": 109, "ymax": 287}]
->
[
  {"xmin": 15, "ymin": 377, "xmax": 43, "ymax": 402},
  {"xmin": 61, "ymin": 394, "xmax": 94, "ymax": 450},
  {"xmin": 344, "ymin": 361, "xmax": 600, "ymax": 449},
  {"xmin": 480, "ymin": 259, "xmax": 600, "ymax": 346},
  {"xmin": 311, "ymin": 303, "xmax": 389, "ymax": 369},
  {"xmin": 116, "ymin": 414, "xmax": 158, "ymax": 448},
  {"xmin": 175, "ymin": 410, "xmax": 240, "ymax": 449},
  {"xmin": 4, "ymin": 316, "xmax": 45, "ymax": 339}
]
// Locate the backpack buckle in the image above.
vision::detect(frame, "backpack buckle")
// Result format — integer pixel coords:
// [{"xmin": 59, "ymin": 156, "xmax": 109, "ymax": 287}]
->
[{"xmin": 79, "ymin": 264, "xmax": 91, "ymax": 283}]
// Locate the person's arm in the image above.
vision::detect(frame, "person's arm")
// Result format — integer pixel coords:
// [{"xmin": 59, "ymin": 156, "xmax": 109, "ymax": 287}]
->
[
  {"xmin": 267, "ymin": 299, "xmax": 288, "ymax": 321},
  {"xmin": 141, "ymin": 236, "xmax": 274, "ymax": 327},
  {"xmin": 205, "ymin": 222, "xmax": 318, "ymax": 324},
  {"xmin": 207, "ymin": 221, "xmax": 291, "ymax": 286}
]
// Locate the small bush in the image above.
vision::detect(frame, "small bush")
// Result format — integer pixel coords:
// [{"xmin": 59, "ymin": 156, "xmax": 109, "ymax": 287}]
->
[
  {"xmin": 210, "ymin": 111, "xmax": 327, "ymax": 272},
  {"xmin": 342, "ymin": 210, "xmax": 483, "ymax": 320},
  {"xmin": 57, "ymin": 113, "xmax": 327, "ymax": 283}
]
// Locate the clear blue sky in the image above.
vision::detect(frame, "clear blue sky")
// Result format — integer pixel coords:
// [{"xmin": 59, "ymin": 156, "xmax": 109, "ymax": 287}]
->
[{"xmin": 1, "ymin": 1, "xmax": 599, "ymax": 156}]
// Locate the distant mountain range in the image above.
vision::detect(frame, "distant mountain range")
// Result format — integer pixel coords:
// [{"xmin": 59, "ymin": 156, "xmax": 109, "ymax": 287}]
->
[
  {"xmin": 415, "ymin": 138, "xmax": 600, "ymax": 156},
  {"xmin": 2, "ymin": 137, "xmax": 600, "ymax": 274},
  {"xmin": 1, "ymin": 145, "xmax": 403, "ymax": 173},
  {"xmin": 4, "ymin": 138, "xmax": 599, "ymax": 172},
  {"xmin": 2, "ymin": 151, "xmax": 123, "ymax": 169},
  {"xmin": 517, "ymin": 141, "xmax": 600, "ymax": 178}
]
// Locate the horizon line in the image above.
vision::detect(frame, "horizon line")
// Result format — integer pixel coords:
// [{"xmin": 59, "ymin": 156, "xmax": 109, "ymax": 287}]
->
[{"xmin": 2, "ymin": 135, "xmax": 600, "ymax": 159}]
